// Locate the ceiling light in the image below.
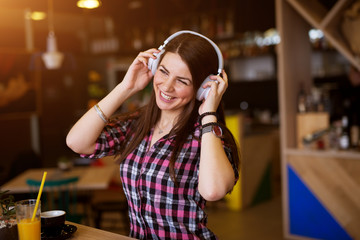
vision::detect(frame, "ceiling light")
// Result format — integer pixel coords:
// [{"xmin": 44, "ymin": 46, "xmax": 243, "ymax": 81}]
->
[
  {"xmin": 31, "ymin": 11, "xmax": 46, "ymax": 21},
  {"xmin": 42, "ymin": 31, "xmax": 64, "ymax": 69},
  {"xmin": 42, "ymin": 0, "xmax": 64, "ymax": 69},
  {"xmin": 128, "ymin": 0, "xmax": 142, "ymax": 9},
  {"xmin": 77, "ymin": 0, "xmax": 102, "ymax": 9}
]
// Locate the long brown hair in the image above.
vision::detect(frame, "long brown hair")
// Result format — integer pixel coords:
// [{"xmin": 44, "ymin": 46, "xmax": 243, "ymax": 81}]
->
[{"xmin": 115, "ymin": 33, "xmax": 240, "ymax": 182}]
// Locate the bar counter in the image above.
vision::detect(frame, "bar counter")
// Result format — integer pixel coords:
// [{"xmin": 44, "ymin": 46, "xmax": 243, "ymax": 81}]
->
[{"xmin": 67, "ymin": 222, "xmax": 135, "ymax": 240}]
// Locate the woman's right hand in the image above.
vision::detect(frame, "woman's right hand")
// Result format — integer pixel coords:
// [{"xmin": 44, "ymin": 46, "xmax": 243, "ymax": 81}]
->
[
  {"xmin": 66, "ymin": 49, "xmax": 160, "ymax": 155},
  {"xmin": 121, "ymin": 48, "xmax": 160, "ymax": 94}
]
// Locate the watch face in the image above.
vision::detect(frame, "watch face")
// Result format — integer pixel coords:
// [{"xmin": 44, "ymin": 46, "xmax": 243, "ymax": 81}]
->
[{"xmin": 212, "ymin": 125, "xmax": 223, "ymax": 137}]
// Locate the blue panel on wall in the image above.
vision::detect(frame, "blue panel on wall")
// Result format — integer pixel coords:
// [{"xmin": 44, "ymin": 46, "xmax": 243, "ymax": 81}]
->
[{"xmin": 288, "ymin": 165, "xmax": 352, "ymax": 240}]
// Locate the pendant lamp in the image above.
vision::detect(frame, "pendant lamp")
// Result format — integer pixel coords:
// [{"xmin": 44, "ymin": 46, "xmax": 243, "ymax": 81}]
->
[
  {"xmin": 77, "ymin": 0, "xmax": 102, "ymax": 9},
  {"xmin": 42, "ymin": 0, "xmax": 64, "ymax": 69}
]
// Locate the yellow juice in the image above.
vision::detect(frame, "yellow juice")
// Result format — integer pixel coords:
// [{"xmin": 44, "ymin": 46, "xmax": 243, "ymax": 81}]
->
[{"xmin": 17, "ymin": 218, "xmax": 41, "ymax": 240}]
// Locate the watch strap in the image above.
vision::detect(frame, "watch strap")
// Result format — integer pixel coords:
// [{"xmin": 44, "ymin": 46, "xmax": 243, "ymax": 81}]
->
[{"xmin": 201, "ymin": 122, "xmax": 223, "ymax": 138}]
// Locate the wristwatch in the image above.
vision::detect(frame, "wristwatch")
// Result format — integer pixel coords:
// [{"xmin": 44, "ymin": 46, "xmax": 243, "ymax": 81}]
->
[{"xmin": 202, "ymin": 122, "xmax": 223, "ymax": 138}]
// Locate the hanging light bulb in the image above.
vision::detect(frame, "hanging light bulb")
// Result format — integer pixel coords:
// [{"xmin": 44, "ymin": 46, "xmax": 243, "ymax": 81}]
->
[
  {"xmin": 77, "ymin": 0, "xmax": 102, "ymax": 9},
  {"xmin": 42, "ymin": 0, "xmax": 64, "ymax": 69},
  {"xmin": 42, "ymin": 31, "xmax": 64, "ymax": 69}
]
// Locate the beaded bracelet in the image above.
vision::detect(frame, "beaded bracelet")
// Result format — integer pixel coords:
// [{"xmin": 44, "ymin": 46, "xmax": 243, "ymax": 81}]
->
[
  {"xmin": 198, "ymin": 112, "xmax": 218, "ymax": 123},
  {"xmin": 94, "ymin": 104, "xmax": 109, "ymax": 124}
]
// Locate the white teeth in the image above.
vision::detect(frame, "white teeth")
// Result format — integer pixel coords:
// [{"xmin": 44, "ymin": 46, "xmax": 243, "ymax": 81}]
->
[{"xmin": 161, "ymin": 92, "xmax": 172, "ymax": 100}]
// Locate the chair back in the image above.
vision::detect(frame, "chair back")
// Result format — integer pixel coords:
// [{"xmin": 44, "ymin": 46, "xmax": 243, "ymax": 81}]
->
[{"xmin": 26, "ymin": 176, "xmax": 81, "ymax": 222}]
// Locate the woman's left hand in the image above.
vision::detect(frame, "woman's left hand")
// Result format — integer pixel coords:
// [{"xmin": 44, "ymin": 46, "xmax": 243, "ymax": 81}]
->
[{"xmin": 198, "ymin": 70, "xmax": 228, "ymax": 115}]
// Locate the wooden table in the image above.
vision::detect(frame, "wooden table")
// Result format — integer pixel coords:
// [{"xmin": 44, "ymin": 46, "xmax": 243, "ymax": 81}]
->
[
  {"xmin": 68, "ymin": 222, "xmax": 135, "ymax": 240},
  {"xmin": 0, "ymin": 165, "xmax": 118, "ymax": 194}
]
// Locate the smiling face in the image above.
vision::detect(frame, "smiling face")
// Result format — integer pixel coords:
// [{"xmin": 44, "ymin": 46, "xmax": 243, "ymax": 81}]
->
[{"xmin": 153, "ymin": 52, "xmax": 194, "ymax": 116}]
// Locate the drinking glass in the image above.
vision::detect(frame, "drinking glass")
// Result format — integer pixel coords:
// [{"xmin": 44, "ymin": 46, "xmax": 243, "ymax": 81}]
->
[{"xmin": 16, "ymin": 199, "xmax": 41, "ymax": 240}]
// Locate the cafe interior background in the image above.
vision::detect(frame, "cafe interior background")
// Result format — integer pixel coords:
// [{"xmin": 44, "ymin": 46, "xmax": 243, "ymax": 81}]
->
[{"xmin": 0, "ymin": 0, "xmax": 360, "ymax": 239}]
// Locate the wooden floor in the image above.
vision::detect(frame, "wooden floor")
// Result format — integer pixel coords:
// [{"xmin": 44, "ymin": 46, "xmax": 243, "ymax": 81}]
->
[
  {"xmin": 207, "ymin": 195, "xmax": 283, "ymax": 239},
  {"xmin": 98, "ymin": 195, "xmax": 284, "ymax": 239}
]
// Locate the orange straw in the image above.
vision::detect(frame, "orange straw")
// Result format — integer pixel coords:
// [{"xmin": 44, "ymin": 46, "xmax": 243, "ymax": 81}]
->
[{"xmin": 31, "ymin": 171, "xmax": 47, "ymax": 222}]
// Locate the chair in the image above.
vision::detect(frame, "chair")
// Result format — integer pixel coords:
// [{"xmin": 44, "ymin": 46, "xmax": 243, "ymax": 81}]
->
[
  {"xmin": 91, "ymin": 178, "xmax": 129, "ymax": 234},
  {"xmin": 26, "ymin": 176, "xmax": 83, "ymax": 223}
]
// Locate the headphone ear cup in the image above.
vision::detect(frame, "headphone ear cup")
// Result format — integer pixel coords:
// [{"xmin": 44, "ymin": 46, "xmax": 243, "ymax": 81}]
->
[
  {"xmin": 196, "ymin": 75, "xmax": 213, "ymax": 101},
  {"xmin": 148, "ymin": 49, "xmax": 164, "ymax": 75}
]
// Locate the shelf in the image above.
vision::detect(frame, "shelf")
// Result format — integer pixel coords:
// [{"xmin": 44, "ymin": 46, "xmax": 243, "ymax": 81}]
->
[
  {"xmin": 286, "ymin": 0, "xmax": 328, "ymax": 28},
  {"xmin": 320, "ymin": 0, "xmax": 352, "ymax": 29},
  {"xmin": 285, "ymin": 148, "xmax": 360, "ymax": 160},
  {"xmin": 277, "ymin": 1, "xmax": 360, "ymax": 239},
  {"xmin": 287, "ymin": 0, "xmax": 360, "ymax": 70}
]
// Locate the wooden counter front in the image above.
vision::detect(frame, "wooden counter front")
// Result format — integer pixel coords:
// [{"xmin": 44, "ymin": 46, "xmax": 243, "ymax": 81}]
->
[
  {"xmin": 285, "ymin": 149, "xmax": 360, "ymax": 239},
  {"xmin": 68, "ymin": 222, "xmax": 135, "ymax": 240}
]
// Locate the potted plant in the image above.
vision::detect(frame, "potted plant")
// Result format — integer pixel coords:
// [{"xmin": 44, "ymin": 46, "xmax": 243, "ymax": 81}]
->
[{"xmin": 0, "ymin": 190, "xmax": 18, "ymax": 240}]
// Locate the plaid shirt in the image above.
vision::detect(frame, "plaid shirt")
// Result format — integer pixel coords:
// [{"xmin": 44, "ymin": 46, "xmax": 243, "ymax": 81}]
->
[{"xmin": 83, "ymin": 118, "xmax": 238, "ymax": 239}]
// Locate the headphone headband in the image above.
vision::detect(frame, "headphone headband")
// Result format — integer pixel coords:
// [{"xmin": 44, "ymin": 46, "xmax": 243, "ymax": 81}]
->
[{"xmin": 159, "ymin": 30, "xmax": 223, "ymax": 75}]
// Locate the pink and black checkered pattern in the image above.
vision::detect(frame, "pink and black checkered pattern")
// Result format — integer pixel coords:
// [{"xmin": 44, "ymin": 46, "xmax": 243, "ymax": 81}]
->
[{"xmin": 82, "ymin": 118, "xmax": 238, "ymax": 239}]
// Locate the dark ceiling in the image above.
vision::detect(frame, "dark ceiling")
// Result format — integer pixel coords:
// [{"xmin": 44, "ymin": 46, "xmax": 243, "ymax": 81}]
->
[
  {"xmin": 1, "ymin": 0, "xmax": 230, "ymax": 25},
  {"xmin": 1, "ymin": 0, "xmax": 275, "ymax": 33},
  {"xmin": 0, "ymin": 0, "xmax": 274, "ymax": 54}
]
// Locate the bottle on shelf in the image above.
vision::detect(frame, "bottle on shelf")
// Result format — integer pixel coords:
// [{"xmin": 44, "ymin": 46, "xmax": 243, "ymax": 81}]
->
[
  {"xmin": 350, "ymin": 114, "xmax": 359, "ymax": 150},
  {"xmin": 339, "ymin": 115, "xmax": 350, "ymax": 150},
  {"xmin": 297, "ymin": 83, "xmax": 307, "ymax": 113}
]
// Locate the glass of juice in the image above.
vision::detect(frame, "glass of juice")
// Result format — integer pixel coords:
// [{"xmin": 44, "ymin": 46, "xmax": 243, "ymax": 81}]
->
[{"xmin": 15, "ymin": 199, "xmax": 41, "ymax": 240}]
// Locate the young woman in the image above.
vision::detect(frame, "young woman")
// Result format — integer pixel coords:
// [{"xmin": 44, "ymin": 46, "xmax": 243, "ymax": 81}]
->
[{"xmin": 66, "ymin": 31, "xmax": 240, "ymax": 239}]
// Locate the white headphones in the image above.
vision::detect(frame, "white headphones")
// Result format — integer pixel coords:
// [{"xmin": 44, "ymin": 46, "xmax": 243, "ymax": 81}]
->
[{"xmin": 147, "ymin": 30, "xmax": 224, "ymax": 101}]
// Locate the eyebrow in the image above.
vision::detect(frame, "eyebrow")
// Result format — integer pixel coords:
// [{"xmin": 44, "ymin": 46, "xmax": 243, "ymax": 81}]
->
[{"xmin": 159, "ymin": 65, "xmax": 192, "ymax": 83}]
